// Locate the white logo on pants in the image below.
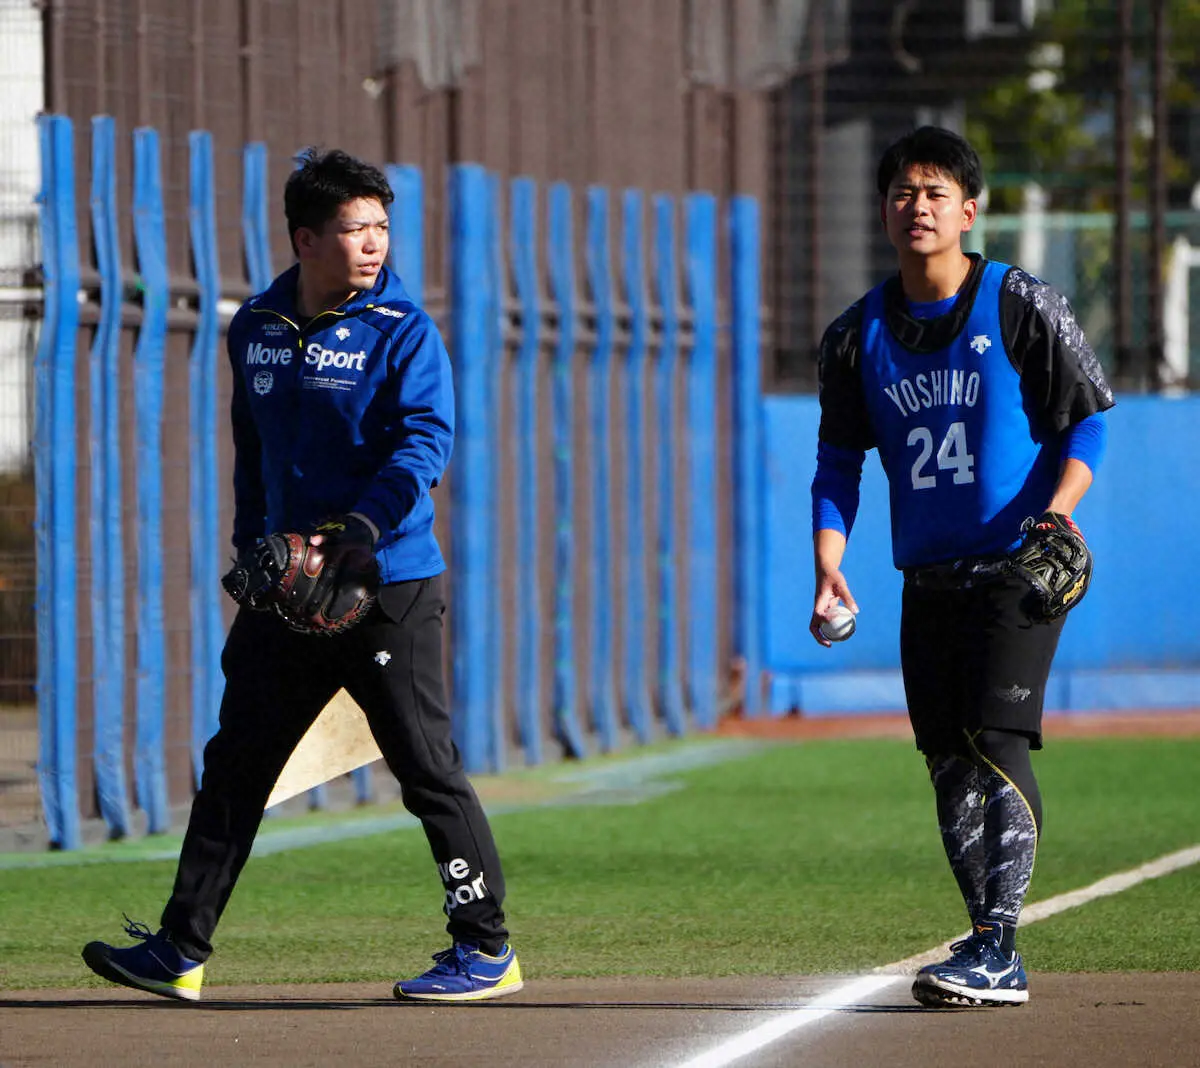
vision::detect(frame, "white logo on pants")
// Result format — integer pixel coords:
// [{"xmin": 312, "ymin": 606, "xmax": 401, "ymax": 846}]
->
[{"xmin": 438, "ymin": 857, "xmax": 489, "ymax": 913}]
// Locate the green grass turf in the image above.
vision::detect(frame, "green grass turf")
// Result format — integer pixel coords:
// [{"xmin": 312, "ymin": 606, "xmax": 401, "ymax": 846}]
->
[{"xmin": 1, "ymin": 736, "xmax": 1197, "ymax": 990}]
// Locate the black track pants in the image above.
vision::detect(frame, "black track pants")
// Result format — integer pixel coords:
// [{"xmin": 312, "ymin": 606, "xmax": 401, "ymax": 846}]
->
[{"xmin": 160, "ymin": 575, "xmax": 509, "ymax": 961}]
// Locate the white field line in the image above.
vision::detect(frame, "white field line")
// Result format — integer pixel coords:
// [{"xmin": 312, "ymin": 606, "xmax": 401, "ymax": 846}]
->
[
  {"xmin": 881, "ymin": 842, "xmax": 1200, "ymax": 973},
  {"xmin": 670, "ymin": 842, "xmax": 1200, "ymax": 1068},
  {"xmin": 670, "ymin": 975, "xmax": 900, "ymax": 1068}
]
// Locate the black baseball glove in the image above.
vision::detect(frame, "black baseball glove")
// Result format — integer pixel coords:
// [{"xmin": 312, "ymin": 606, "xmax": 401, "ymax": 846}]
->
[
  {"xmin": 221, "ymin": 515, "xmax": 379, "ymax": 635},
  {"xmin": 1008, "ymin": 511, "xmax": 1092, "ymax": 622}
]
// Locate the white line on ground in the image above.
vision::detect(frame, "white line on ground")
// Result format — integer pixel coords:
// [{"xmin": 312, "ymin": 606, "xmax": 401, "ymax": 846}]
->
[
  {"xmin": 669, "ymin": 842, "xmax": 1200, "ymax": 1068},
  {"xmin": 670, "ymin": 975, "xmax": 900, "ymax": 1068},
  {"xmin": 881, "ymin": 842, "xmax": 1200, "ymax": 973}
]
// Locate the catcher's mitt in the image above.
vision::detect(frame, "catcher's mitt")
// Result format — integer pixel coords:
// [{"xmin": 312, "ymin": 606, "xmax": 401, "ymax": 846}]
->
[
  {"xmin": 222, "ymin": 520, "xmax": 378, "ymax": 635},
  {"xmin": 1008, "ymin": 511, "xmax": 1092, "ymax": 622}
]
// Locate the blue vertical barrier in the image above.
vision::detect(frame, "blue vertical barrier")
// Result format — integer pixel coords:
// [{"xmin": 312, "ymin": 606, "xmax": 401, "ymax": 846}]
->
[
  {"xmin": 652, "ymin": 196, "xmax": 686, "ymax": 736},
  {"xmin": 547, "ymin": 183, "xmax": 587, "ymax": 758},
  {"xmin": 585, "ymin": 188, "xmax": 619, "ymax": 752},
  {"xmin": 684, "ymin": 194, "xmax": 718, "ymax": 728},
  {"xmin": 620, "ymin": 190, "xmax": 653, "ymax": 744},
  {"xmin": 730, "ymin": 197, "xmax": 763, "ymax": 715},
  {"xmin": 343, "ymin": 163, "xmax": 427, "ymax": 803},
  {"xmin": 132, "ymin": 128, "xmax": 170, "ymax": 833},
  {"xmin": 241, "ymin": 143, "xmax": 273, "ymax": 294},
  {"xmin": 449, "ymin": 164, "xmax": 494, "ymax": 773},
  {"xmin": 33, "ymin": 114, "xmax": 81, "ymax": 849},
  {"xmin": 243, "ymin": 145, "xmax": 328, "ymax": 807},
  {"xmin": 486, "ymin": 172, "xmax": 507, "ymax": 771},
  {"xmin": 88, "ymin": 116, "xmax": 130, "ymax": 837},
  {"xmin": 386, "ymin": 164, "xmax": 424, "ymax": 303},
  {"xmin": 509, "ymin": 178, "xmax": 543, "ymax": 764},
  {"xmin": 187, "ymin": 131, "xmax": 223, "ymax": 785},
  {"xmin": 32, "ymin": 118, "xmax": 56, "ymax": 844}
]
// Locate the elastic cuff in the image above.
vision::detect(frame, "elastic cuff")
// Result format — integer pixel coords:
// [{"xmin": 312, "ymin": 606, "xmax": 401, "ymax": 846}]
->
[{"xmin": 348, "ymin": 511, "xmax": 380, "ymax": 545}]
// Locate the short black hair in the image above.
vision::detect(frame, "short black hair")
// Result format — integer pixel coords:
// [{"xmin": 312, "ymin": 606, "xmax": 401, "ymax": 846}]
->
[
  {"xmin": 876, "ymin": 126, "xmax": 984, "ymax": 200},
  {"xmin": 284, "ymin": 148, "xmax": 394, "ymax": 254}
]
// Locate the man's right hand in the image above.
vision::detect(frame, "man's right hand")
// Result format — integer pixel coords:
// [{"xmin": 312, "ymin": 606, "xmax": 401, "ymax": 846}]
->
[{"xmin": 810, "ymin": 570, "xmax": 859, "ymax": 647}]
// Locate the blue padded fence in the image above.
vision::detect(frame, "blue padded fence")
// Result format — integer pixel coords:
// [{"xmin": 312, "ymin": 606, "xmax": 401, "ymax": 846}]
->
[
  {"xmin": 88, "ymin": 116, "xmax": 130, "ymax": 838},
  {"xmin": 131, "ymin": 127, "xmax": 170, "ymax": 834},
  {"xmin": 187, "ymin": 130, "xmax": 223, "ymax": 788},
  {"xmin": 34, "ymin": 114, "xmax": 81, "ymax": 850},
  {"xmin": 33, "ymin": 119, "xmax": 764, "ymax": 845}
]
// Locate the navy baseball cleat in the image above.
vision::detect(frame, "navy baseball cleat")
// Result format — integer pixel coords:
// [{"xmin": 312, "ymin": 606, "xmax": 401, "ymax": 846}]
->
[
  {"xmin": 394, "ymin": 943, "xmax": 523, "ymax": 1002},
  {"xmin": 912, "ymin": 926, "xmax": 1028, "ymax": 1008},
  {"xmin": 82, "ymin": 916, "xmax": 204, "ymax": 1002}
]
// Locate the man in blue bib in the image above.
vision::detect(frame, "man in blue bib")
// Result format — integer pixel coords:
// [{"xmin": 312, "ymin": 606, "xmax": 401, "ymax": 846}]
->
[{"xmin": 810, "ymin": 127, "xmax": 1113, "ymax": 1008}]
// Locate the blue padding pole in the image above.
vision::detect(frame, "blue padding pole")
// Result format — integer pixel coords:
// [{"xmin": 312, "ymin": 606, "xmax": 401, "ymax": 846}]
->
[
  {"xmin": 34, "ymin": 114, "xmax": 81, "ymax": 849},
  {"xmin": 486, "ymin": 171, "xmax": 506, "ymax": 772},
  {"xmin": 449, "ymin": 164, "xmax": 494, "ymax": 773},
  {"xmin": 684, "ymin": 194, "xmax": 718, "ymax": 729},
  {"xmin": 585, "ymin": 187, "xmax": 618, "ymax": 752},
  {"xmin": 620, "ymin": 190, "xmax": 652, "ymax": 744},
  {"xmin": 386, "ymin": 165, "xmax": 424, "ymax": 303},
  {"xmin": 88, "ymin": 116, "xmax": 130, "ymax": 837},
  {"xmin": 241, "ymin": 143, "xmax": 322, "ymax": 808},
  {"xmin": 547, "ymin": 182, "xmax": 586, "ymax": 758},
  {"xmin": 652, "ymin": 195, "xmax": 686, "ymax": 736},
  {"xmin": 509, "ymin": 178, "xmax": 543, "ymax": 764},
  {"xmin": 730, "ymin": 196, "xmax": 764, "ymax": 716},
  {"xmin": 33, "ymin": 118, "xmax": 58, "ymax": 846},
  {"xmin": 241, "ymin": 143, "xmax": 273, "ymax": 293},
  {"xmin": 187, "ymin": 130, "xmax": 223, "ymax": 786},
  {"xmin": 132, "ymin": 127, "xmax": 170, "ymax": 833}
]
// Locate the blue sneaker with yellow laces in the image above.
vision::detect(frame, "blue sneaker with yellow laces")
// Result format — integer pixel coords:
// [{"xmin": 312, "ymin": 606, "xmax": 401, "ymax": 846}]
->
[
  {"xmin": 82, "ymin": 916, "xmax": 205, "ymax": 1002},
  {"xmin": 394, "ymin": 943, "xmax": 523, "ymax": 1002},
  {"xmin": 912, "ymin": 923, "xmax": 1028, "ymax": 1008}
]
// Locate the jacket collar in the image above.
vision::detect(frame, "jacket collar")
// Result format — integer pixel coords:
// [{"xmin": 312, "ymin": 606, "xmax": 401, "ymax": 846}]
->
[{"xmin": 254, "ymin": 262, "xmax": 412, "ymax": 319}]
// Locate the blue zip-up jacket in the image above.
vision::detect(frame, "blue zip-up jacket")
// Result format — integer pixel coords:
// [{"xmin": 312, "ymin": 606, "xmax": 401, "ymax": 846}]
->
[{"xmin": 226, "ymin": 263, "xmax": 454, "ymax": 583}]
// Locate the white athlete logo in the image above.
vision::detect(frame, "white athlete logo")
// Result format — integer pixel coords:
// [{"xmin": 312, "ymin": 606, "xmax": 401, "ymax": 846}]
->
[
  {"xmin": 970, "ymin": 334, "xmax": 992, "ymax": 354},
  {"xmin": 253, "ymin": 370, "xmax": 274, "ymax": 395},
  {"xmin": 995, "ymin": 683, "xmax": 1031, "ymax": 703},
  {"xmin": 374, "ymin": 650, "xmax": 391, "ymax": 666},
  {"xmin": 336, "ymin": 326, "xmax": 351, "ymax": 341}
]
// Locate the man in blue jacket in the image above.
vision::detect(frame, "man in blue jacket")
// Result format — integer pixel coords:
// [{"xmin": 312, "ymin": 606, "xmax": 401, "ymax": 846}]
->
[{"xmin": 82, "ymin": 148, "xmax": 521, "ymax": 1003}]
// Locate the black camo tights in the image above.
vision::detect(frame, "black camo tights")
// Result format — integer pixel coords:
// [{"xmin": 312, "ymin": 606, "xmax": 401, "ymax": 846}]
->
[{"xmin": 926, "ymin": 728, "xmax": 1041, "ymax": 928}]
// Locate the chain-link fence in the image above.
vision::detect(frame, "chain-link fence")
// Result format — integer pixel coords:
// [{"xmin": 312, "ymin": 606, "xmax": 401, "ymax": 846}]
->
[
  {"xmin": 0, "ymin": 0, "xmax": 43, "ymax": 831},
  {"xmin": 2, "ymin": 0, "xmax": 1198, "ymax": 841},
  {"xmin": 770, "ymin": 0, "xmax": 1200, "ymax": 390}
]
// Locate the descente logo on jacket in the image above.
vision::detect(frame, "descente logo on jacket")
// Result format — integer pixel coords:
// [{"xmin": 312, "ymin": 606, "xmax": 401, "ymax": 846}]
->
[{"xmin": 245, "ymin": 340, "xmax": 367, "ymax": 372}]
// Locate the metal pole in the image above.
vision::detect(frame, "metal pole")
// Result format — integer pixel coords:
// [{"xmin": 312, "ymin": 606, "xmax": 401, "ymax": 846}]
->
[
  {"xmin": 1114, "ymin": 0, "xmax": 1135, "ymax": 386},
  {"xmin": 1148, "ymin": 0, "xmax": 1168, "ymax": 386},
  {"xmin": 807, "ymin": 1, "xmax": 825, "ymax": 375}
]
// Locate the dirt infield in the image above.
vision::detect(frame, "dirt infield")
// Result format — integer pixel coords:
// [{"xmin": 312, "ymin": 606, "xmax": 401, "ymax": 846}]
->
[
  {"xmin": 5, "ymin": 711, "xmax": 1198, "ymax": 1066},
  {"xmin": 4, "ymin": 972, "xmax": 1198, "ymax": 1067},
  {"xmin": 715, "ymin": 707, "xmax": 1200, "ymax": 741}
]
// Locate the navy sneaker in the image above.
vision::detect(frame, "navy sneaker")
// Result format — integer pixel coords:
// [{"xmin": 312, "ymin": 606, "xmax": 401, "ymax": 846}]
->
[
  {"xmin": 912, "ymin": 926, "xmax": 1028, "ymax": 1008},
  {"xmin": 394, "ymin": 943, "xmax": 523, "ymax": 1002},
  {"xmin": 82, "ymin": 916, "xmax": 204, "ymax": 1002}
]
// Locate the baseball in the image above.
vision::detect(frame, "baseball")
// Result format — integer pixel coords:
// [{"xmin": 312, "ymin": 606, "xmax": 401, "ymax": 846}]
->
[{"xmin": 819, "ymin": 604, "xmax": 857, "ymax": 642}]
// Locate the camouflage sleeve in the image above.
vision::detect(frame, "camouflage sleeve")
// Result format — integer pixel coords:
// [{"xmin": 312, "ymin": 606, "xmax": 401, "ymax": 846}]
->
[
  {"xmin": 1000, "ymin": 268, "xmax": 1115, "ymax": 434},
  {"xmin": 816, "ymin": 301, "xmax": 875, "ymax": 452}
]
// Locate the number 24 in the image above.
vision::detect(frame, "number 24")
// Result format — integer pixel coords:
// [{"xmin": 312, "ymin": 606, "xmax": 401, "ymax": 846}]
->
[{"xmin": 908, "ymin": 421, "xmax": 975, "ymax": 489}]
